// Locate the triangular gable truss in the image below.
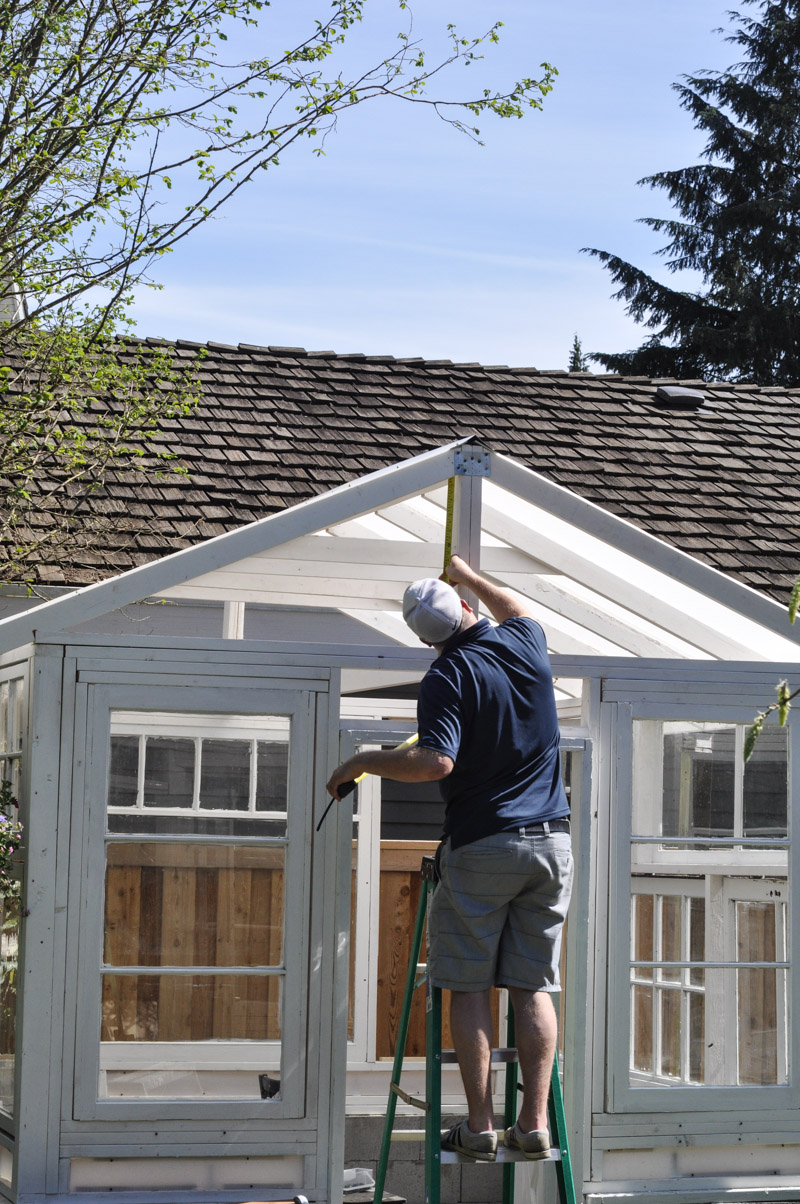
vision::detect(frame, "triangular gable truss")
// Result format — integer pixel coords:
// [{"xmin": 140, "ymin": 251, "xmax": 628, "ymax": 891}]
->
[{"xmin": 2, "ymin": 438, "xmax": 799, "ymax": 666}]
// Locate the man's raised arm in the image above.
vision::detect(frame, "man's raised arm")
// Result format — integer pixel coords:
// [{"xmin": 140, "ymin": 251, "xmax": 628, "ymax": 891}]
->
[{"xmin": 445, "ymin": 554, "xmax": 535, "ymax": 625}]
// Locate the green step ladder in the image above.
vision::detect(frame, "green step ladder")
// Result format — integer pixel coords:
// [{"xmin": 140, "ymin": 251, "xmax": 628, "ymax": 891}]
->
[{"xmin": 374, "ymin": 855, "xmax": 577, "ymax": 1204}]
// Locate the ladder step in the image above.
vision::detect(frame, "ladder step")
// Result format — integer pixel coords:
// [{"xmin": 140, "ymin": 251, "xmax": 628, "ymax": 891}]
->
[
  {"xmin": 441, "ymin": 1148, "xmax": 562, "ymax": 1165},
  {"xmin": 440, "ymin": 1048, "xmax": 519, "ymax": 1064},
  {"xmin": 389, "ymin": 1131, "xmax": 561, "ymax": 1162}
]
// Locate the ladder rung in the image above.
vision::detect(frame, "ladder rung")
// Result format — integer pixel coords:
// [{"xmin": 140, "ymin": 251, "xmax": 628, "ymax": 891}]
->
[
  {"xmin": 440, "ymin": 1048, "xmax": 519, "ymax": 1064},
  {"xmin": 441, "ymin": 1147, "xmax": 562, "ymax": 1165},
  {"xmin": 389, "ymin": 1131, "xmax": 562, "ymax": 1162}
]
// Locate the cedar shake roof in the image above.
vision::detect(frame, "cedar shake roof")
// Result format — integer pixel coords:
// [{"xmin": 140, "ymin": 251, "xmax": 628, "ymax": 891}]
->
[{"xmin": 4, "ymin": 338, "xmax": 798, "ymax": 604}]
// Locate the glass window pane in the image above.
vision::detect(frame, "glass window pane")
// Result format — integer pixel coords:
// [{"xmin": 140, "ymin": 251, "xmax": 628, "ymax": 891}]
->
[
  {"xmin": 633, "ymin": 894, "xmax": 654, "ymax": 981},
  {"xmin": 11, "ymin": 681, "xmax": 23, "ymax": 753},
  {"xmin": 109, "ymin": 737, "xmax": 139, "ymax": 808},
  {"xmin": 0, "ymin": 897, "xmax": 18, "ymax": 1117},
  {"xmin": 662, "ymin": 723, "xmax": 734, "ymax": 838},
  {"xmin": 737, "ymin": 966, "xmax": 782, "ymax": 1085},
  {"xmin": 689, "ymin": 897, "xmax": 705, "ymax": 986},
  {"xmin": 349, "ymin": 827, "xmax": 357, "ymax": 1042},
  {"xmin": 688, "ymin": 991, "xmax": 705, "ymax": 1082},
  {"xmin": 101, "ymin": 973, "xmax": 282, "ymax": 1043},
  {"xmin": 659, "ymin": 896, "xmax": 681, "ymax": 981},
  {"xmin": 255, "ymin": 741, "xmax": 289, "ymax": 813},
  {"xmin": 631, "ymin": 984, "xmax": 653, "ymax": 1073},
  {"xmin": 144, "ymin": 738, "xmax": 194, "ymax": 808},
  {"xmin": 737, "ymin": 900, "xmax": 781, "ymax": 1084},
  {"xmin": 660, "ymin": 989, "xmax": 681, "ymax": 1078},
  {"xmin": 104, "ymin": 844, "xmax": 285, "ymax": 968},
  {"xmin": 107, "ymin": 813, "xmax": 287, "ymax": 837},
  {"xmin": 630, "ymin": 957, "xmax": 787, "ymax": 1086},
  {"xmin": 199, "ymin": 739, "xmax": 251, "ymax": 812},
  {"xmin": 743, "ymin": 727, "xmax": 788, "ymax": 838}
]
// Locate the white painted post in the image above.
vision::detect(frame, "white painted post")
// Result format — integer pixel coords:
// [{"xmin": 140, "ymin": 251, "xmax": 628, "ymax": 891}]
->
[
  {"xmin": 452, "ymin": 474, "xmax": 483, "ymax": 616},
  {"xmin": 222, "ymin": 600, "xmax": 245, "ymax": 639}
]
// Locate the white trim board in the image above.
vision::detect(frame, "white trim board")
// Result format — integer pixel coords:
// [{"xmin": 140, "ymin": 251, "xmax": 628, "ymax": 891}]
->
[
  {"xmin": 492, "ymin": 454, "xmax": 799, "ymax": 647},
  {"xmin": 2, "ymin": 440, "xmax": 797, "ymax": 665},
  {"xmin": 0, "ymin": 440, "xmax": 472, "ymax": 653}
]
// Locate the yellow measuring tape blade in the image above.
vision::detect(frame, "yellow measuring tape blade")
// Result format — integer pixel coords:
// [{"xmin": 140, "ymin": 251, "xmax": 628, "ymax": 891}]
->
[
  {"xmin": 353, "ymin": 732, "xmax": 419, "ymax": 784},
  {"xmin": 442, "ymin": 476, "xmax": 456, "ymax": 580}
]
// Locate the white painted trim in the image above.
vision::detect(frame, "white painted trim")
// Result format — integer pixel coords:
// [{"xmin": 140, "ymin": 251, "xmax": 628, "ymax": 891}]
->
[
  {"xmin": 477, "ymin": 494, "xmax": 777, "ymax": 661},
  {"xmin": 0, "ymin": 441, "xmax": 469, "ymax": 652},
  {"xmin": 491, "ymin": 453, "xmax": 800, "ymax": 647},
  {"xmin": 221, "ymin": 601, "xmax": 244, "ymax": 639},
  {"xmin": 452, "ymin": 473, "xmax": 482, "ymax": 615},
  {"xmin": 69, "ymin": 679, "xmax": 317, "ymax": 1124}
]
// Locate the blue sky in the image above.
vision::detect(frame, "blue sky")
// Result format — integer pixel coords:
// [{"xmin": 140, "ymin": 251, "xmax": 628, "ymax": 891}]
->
[{"xmin": 130, "ymin": 0, "xmax": 737, "ymax": 369}]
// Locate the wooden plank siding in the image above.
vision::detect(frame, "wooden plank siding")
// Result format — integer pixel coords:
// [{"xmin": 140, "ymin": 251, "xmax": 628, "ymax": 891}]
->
[
  {"xmin": 102, "ymin": 843, "xmax": 285, "ymax": 1042},
  {"xmin": 101, "ymin": 839, "xmax": 499, "ymax": 1055}
]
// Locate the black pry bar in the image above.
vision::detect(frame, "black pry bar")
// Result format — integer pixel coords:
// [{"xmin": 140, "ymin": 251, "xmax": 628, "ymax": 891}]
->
[{"xmin": 315, "ymin": 778, "xmax": 357, "ymax": 832}]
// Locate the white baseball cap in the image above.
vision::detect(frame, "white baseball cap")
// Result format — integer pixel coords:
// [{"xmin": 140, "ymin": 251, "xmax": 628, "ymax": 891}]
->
[{"xmin": 402, "ymin": 578, "xmax": 463, "ymax": 644}]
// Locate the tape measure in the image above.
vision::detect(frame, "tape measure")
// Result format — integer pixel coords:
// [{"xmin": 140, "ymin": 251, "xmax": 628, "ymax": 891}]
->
[{"xmin": 442, "ymin": 476, "xmax": 456, "ymax": 580}]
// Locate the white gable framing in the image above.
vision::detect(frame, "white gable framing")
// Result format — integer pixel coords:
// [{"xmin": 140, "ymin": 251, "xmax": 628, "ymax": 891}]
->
[{"xmin": 2, "ymin": 438, "xmax": 799, "ymax": 666}]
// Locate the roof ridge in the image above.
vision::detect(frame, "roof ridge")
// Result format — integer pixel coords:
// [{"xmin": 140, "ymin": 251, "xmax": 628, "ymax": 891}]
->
[{"xmin": 115, "ymin": 336, "xmax": 797, "ymax": 392}]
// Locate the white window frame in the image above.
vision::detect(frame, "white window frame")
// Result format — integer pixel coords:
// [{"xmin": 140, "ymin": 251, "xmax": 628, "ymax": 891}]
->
[
  {"xmin": 632, "ymin": 718, "xmax": 789, "ymax": 876},
  {"xmin": 719, "ymin": 876, "xmax": 789, "ymax": 1087},
  {"xmin": 0, "ymin": 666, "xmax": 27, "ymax": 1139},
  {"xmin": 72, "ymin": 682, "xmax": 319, "ymax": 1122},
  {"xmin": 608, "ymin": 699, "xmax": 800, "ymax": 1114},
  {"xmin": 108, "ymin": 711, "xmax": 291, "ymax": 823},
  {"xmin": 0, "ymin": 672, "xmax": 25, "ymax": 805},
  {"xmin": 630, "ymin": 878, "xmax": 706, "ymax": 1087}
]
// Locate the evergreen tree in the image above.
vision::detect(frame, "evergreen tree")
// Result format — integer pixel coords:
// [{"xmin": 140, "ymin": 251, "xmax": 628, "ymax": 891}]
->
[
  {"xmin": 568, "ymin": 334, "xmax": 590, "ymax": 372},
  {"xmin": 584, "ymin": 0, "xmax": 800, "ymax": 384}
]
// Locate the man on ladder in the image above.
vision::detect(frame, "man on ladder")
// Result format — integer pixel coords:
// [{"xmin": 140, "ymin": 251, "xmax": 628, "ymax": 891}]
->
[{"xmin": 327, "ymin": 555, "xmax": 573, "ymax": 1164}]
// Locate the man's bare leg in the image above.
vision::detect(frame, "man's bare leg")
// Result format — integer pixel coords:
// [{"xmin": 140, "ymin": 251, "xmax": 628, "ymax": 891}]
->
[
  {"xmin": 508, "ymin": 987, "xmax": 557, "ymax": 1133},
  {"xmin": 449, "ymin": 989, "xmax": 495, "ymax": 1132}
]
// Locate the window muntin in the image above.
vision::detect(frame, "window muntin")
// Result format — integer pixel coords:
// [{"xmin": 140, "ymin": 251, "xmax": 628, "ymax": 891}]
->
[{"xmin": 630, "ymin": 719, "xmax": 790, "ymax": 1089}]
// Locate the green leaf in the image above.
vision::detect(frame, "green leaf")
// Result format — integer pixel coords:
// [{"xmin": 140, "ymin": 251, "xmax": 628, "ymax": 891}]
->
[
  {"xmin": 790, "ymin": 575, "xmax": 800, "ymax": 624},
  {"xmin": 743, "ymin": 714, "xmax": 765, "ymax": 762},
  {"xmin": 777, "ymin": 679, "xmax": 792, "ymax": 725}
]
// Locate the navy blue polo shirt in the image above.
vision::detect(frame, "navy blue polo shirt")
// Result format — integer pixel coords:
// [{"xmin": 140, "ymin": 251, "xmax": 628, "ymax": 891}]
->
[{"xmin": 417, "ymin": 616, "xmax": 568, "ymax": 850}]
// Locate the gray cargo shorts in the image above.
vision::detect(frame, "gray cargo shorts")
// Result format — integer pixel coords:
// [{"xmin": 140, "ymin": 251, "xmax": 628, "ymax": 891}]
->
[{"xmin": 427, "ymin": 823, "xmax": 573, "ymax": 992}]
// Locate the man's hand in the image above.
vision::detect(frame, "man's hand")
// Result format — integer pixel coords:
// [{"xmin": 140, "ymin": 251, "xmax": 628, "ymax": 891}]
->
[
  {"xmin": 444, "ymin": 554, "xmax": 474, "ymax": 587},
  {"xmin": 443, "ymin": 553, "xmax": 535, "ymax": 624},
  {"xmin": 327, "ymin": 757, "xmax": 363, "ymax": 800}
]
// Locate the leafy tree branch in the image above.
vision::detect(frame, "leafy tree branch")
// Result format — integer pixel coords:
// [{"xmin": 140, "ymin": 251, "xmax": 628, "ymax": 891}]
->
[
  {"xmin": 744, "ymin": 572, "xmax": 800, "ymax": 760},
  {"xmin": 0, "ymin": 0, "xmax": 556, "ymax": 329}
]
